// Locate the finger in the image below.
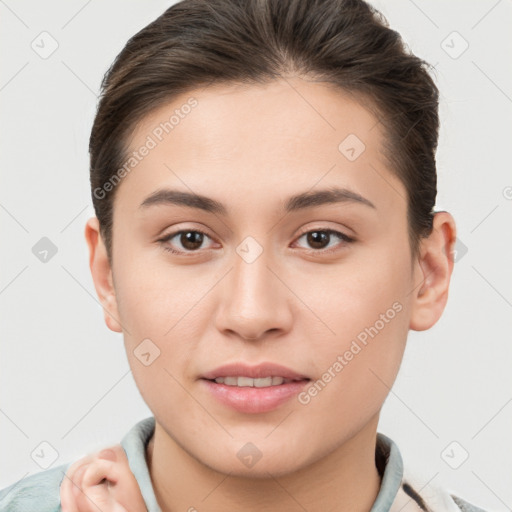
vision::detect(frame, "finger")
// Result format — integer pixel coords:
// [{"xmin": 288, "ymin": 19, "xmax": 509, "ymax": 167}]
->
[
  {"xmin": 61, "ymin": 446, "xmax": 146, "ymax": 512},
  {"xmin": 59, "ymin": 447, "xmax": 125, "ymax": 512},
  {"xmin": 72, "ymin": 463, "xmax": 113, "ymax": 512},
  {"xmin": 82, "ymin": 459, "xmax": 120, "ymax": 487},
  {"xmin": 59, "ymin": 445, "xmax": 126, "ymax": 512},
  {"xmin": 71, "ymin": 463, "xmax": 90, "ymax": 499},
  {"xmin": 64, "ymin": 453, "xmax": 98, "ymax": 480},
  {"xmin": 60, "ymin": 465, "xmax": 81, "ymax": 512},
  {"xmin": 97, "ymin": 448, "xmax": 118, "ymax": 462},
  {"xmin": 83, "ymin": 457, "xmax": 147, "ymax": 512},
  {"xmin": 61, "ymin": 456, "xmax": 98, "ymax": 512},
  {"xmin": 110, "ymin": 470, "xmax": 148, "ymax": 511}
]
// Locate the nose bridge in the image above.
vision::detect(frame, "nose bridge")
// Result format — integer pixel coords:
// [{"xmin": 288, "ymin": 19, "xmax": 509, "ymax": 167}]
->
[{"xmin": 215, "ymin": 238, "xmax": 291, "ymax": 339}]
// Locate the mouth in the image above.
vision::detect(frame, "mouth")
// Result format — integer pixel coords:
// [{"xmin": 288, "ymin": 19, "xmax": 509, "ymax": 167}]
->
[
  {"xmin": 200, "ymin": 361, "xmax": 310, "ymax": 382},
  {"xmin": 199, "ymin": 362, "xmax": 311, "ymax": 414},
  {"xmin": 204, "ymin": 376, "xmax": 310, "ymax": 387}
]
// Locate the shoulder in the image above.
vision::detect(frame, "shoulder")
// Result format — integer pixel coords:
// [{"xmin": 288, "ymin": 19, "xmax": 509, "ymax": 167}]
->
[
  {"xmin": 0, "ymin": 417, "xmax": 156, "ymax": 512},
  {"xmin": 0, "ymin": 463, "xmax": 69, "ymax": 511},
  {"xmin": 450, "ymin": 494, "xmax": 490, "ymax": 512},
  {"xmin": 396, "ymin": 477, "xmax": 491, "ymax": 512},
  {"xmin": 398, "ymin": 475, "xmax": 491, "ymax": 512},
  {"xmin": 376, "ymin": 433, "xmax": 491, "ymax": 512}
]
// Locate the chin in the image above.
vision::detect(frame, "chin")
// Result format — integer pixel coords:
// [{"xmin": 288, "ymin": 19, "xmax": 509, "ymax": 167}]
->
[
  {"xmin": 194, "ymin": 441, "xmax": 313, "ymax": 479},
  {"xmin": 211, "ymin": 458, "xmax": 303, "ymax": 480}
]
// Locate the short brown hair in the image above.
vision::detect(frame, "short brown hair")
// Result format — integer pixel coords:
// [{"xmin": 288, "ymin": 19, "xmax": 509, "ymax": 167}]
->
[{"xmin": 89, "ymin": 0, "xmax": 439, "ymax": 263}]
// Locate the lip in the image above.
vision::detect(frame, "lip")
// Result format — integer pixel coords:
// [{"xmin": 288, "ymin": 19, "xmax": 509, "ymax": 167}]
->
[
  {"xmin": 199, "ymin": 362, "xmax": 310, "ymax": 414},
  {"xmin": 200, "ymin": 362, "xmax": 310, "ymax": 381},
  {"xmin": 200, "ymin": 379, "xmax": 309, "ymax": 414}
]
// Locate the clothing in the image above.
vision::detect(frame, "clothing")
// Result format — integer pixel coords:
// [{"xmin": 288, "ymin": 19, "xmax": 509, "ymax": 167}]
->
[{"xmin": 0, "ymin": 416, "xmax": 487, "ymax": 512}]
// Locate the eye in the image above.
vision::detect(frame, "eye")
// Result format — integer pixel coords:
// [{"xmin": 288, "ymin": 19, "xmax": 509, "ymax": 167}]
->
[
  {"xmin": 158, "ymin": 227, "xmax": 354, "ymax": 256},
  {"xmin": 158, "ymin": 229, "xmax": 216, "ymax": 255},
  {"xmin": 293, "ymin": 228, "xmax": 354, "ymax": 253}
]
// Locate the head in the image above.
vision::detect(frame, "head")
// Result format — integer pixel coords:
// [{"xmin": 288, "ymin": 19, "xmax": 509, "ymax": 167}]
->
[{"xmin": 86, "ymin": 0, "xmax": 456, "ymax": 477}]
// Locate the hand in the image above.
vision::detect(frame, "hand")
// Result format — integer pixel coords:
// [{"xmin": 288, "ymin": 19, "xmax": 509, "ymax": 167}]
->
[{"xmin": 60, "ymin": 444, "xmax": 147, "ymax": 512}]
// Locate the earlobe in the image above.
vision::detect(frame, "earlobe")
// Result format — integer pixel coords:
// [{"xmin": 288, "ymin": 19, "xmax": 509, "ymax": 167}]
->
[
  {"xmin": 84, "ymin": 217, "xmax": 123, "ymax": 333},
  {"xmin": 409, "ymin": 211, "xmax": 457, "ymax": 332}
]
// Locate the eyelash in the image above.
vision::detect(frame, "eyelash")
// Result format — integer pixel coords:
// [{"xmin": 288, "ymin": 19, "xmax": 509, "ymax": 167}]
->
[{"xmin": 158, "ymin": 228, "xmax": 355, "ymax": 256}]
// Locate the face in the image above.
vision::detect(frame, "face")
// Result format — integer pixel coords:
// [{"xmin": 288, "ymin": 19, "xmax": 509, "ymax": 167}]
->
[{"xmin": 93, "ymin": 77, "xmax": 424, "ymax": 477}]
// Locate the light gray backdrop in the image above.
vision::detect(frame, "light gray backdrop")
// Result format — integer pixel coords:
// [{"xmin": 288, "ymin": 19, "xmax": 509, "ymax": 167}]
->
[{"xmin": 1, "ymin": 1, "xmax": 511, "ymax": 510}]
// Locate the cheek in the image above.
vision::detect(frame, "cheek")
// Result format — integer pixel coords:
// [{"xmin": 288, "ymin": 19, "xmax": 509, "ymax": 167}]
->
[
  {"xmin": 291, "ymin": 243, "xmax": 411, "ymax": 402},
  {"xmin": 296, "ymin": 244, "xmax": 410, "ymax": 343},
  {"xmin": 113, "ymin": 260, "xmax": 203, "ymax": 413},
  {"xmin": 112, "ymin": 251, "xmax": 217, "ymax": 388},
  {"xmin": 295, "ymin": 290, "xmax": 409, "ymax": 445},
  {"xmin": 113, "ymin": 248, "xmax": 208, "ymax": 336}
]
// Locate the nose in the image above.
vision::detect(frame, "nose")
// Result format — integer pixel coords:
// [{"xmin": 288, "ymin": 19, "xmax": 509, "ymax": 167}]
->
[{"xmin": 214, "ymin": 244, "xmax": 293, "ymax": 342}]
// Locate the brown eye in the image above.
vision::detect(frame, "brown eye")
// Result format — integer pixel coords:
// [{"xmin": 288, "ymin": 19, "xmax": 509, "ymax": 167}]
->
[
  {"xmin": 159, "ymin": 229, "xmax": 214, "ymax": 255},
  {"xmin": 306, "ymin": 231, "xmax": 330, "ymax": 249},
  {"xmin": 179, "ymin": 231, "xmax": 205, "ymax": 250},
  {"xmin": 295, "ymin": 229, "xmax": 354, "ymax": 253}
]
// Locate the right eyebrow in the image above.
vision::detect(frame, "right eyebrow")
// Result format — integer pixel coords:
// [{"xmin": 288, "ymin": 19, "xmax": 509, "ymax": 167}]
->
[{"xmin": 139, "ymin": 189, "xmax": 227, "ymax": 215}]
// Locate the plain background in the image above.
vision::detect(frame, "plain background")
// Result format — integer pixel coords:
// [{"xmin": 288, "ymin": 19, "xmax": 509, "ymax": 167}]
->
[{"xmin": 1, "ymin": 0, "xmax": 511, "ymax": 509}]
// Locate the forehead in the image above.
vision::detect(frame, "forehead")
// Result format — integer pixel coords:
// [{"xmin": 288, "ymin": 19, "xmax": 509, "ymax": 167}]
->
[
  {"xmin": 114, "ymin": 77, "xmax": 404, "ymax": 217},
  {"xmin": 132, "ymin": 78, "xmax": 383, "ymax": 159}
]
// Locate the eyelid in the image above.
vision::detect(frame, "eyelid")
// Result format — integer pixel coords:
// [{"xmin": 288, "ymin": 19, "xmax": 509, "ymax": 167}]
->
[
  {"xmin": 160, "ymin": 226, "xmax": 212, "ymax": 239},
  {"xmin": 295, "ymin": 224, "xmax": 354, "ymax": 240}
]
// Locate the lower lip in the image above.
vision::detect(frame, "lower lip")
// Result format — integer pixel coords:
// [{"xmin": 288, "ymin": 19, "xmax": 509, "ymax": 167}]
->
[{"xmin": 200, "ymin": 378, "xmax": 310, "ymax": 414}]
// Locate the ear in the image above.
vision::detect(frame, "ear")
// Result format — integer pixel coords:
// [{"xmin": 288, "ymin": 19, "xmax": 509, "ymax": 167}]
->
[
  {"xmin": 409, "ymin": 211, "xmax": 457, "ymax": 331},
  {"xmin": 84, "ymin": 217, "xmax": 123, "ymax": 333}
]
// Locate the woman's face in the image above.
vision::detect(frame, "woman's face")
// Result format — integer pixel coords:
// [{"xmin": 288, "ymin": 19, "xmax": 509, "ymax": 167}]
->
[{"xmin": 102, "ymin": 78, "xmax": 422, "ymax": 476}]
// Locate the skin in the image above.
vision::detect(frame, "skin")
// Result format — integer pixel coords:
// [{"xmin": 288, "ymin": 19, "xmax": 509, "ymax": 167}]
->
[
  {"xmin": 60, "ymin": 446, "xmax": 146, "ymax": 512},
  {"xmin": 84, "ymin": 76, "xmax": 456, "ymax": 512}
]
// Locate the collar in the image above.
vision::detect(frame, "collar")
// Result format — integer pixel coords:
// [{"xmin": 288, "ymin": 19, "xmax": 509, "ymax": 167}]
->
[
  {"xmin": 371, "ymin": 432, "xmax": 404, "ymax": 511},
  {"xmin": 121, "ymin": 416, "xmax": 161, "ymax": 511}
]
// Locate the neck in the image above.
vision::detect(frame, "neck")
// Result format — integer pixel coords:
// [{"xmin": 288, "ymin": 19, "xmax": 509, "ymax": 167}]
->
[{"xmin": 146, "ymin": 416, "xmax": 382, "ymax": 512}]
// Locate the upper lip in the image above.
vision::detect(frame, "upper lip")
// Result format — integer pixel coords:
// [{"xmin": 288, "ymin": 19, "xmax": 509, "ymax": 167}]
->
[{"xmin": 201, "ymin": 362, "xmax": 310, "ymax": 381}]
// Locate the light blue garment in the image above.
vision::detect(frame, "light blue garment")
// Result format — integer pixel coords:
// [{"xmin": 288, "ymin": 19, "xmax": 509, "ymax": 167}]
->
[
  {"xmin": 0, "ymin": 417, "xmax": 160, "ymax": 512},
  {"xmin": 0, "ymin": 416, "xmax": 487, "ymax": 511}
]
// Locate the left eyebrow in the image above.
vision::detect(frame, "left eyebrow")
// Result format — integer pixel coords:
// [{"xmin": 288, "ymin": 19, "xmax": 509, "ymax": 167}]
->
[
  {"xmin": 138, "ymin": 186, "xmax": 376, "ymax": 215},
  {"xmin": 284, "ymin": 187, "xmax": 376, "ymax": 212}
]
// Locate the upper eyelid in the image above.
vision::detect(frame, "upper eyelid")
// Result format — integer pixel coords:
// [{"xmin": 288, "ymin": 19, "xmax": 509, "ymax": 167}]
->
[{"xmin": 295, "ymin": 226, "xmax": 352, "ymax": 239}]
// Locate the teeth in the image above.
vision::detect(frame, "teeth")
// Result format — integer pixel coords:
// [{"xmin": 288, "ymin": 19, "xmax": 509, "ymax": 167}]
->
[{"xmin": 213, "ymin": 376, "xmax": 292, "ymax": 387}]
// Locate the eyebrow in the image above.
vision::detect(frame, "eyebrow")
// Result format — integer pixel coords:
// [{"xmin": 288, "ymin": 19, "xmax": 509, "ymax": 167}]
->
[{"xmin": 139, "ymin": 186, "xmax": 376, "ymax": 215}]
